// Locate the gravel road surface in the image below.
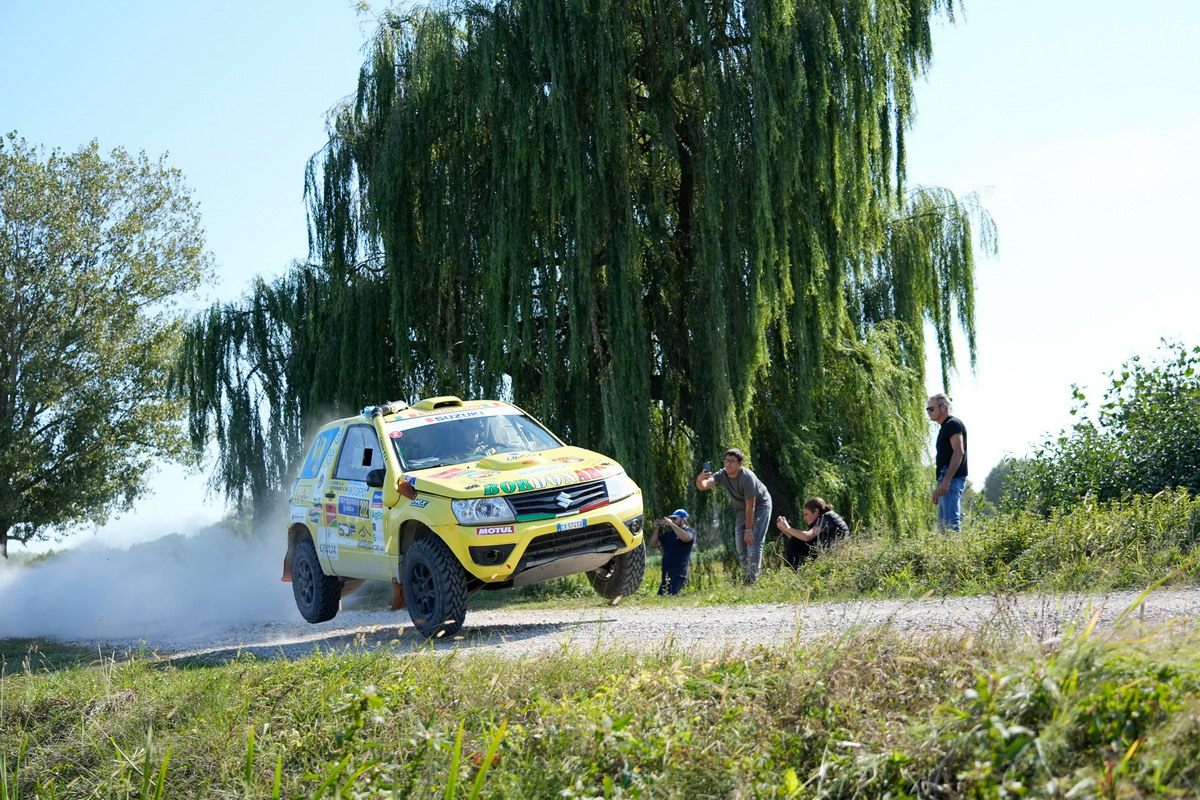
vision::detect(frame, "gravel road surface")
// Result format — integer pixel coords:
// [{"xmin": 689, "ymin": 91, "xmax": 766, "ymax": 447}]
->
[{"xmin": 74, "ymin": 588, "xmax": 1200, "ymax": 664}]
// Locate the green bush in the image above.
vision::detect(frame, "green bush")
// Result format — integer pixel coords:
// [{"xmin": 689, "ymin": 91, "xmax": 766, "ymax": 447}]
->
[{"xmin": 1008, "ymin": 342, "xmax": 1200, "ymax": 513}]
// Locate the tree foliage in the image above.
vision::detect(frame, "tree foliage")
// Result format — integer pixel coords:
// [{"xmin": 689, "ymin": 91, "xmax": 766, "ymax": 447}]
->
[
  {"xmin": 178, "ymin": 0, "xmax": 992, "ymax": 530},
  {"xmin": 0, "ymin": 133, "xmax": 212, "ymax": 557},
  {"xmin": 1008, "ymin": 342, "xmax": 1200, "ymax": 514},
  {"xmin": 982, "ymin": 456, "xmax": 1025, "ymax": 510}
]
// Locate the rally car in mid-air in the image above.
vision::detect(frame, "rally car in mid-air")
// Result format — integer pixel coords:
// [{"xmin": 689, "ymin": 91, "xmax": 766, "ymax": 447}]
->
[{"xmin": 282, "ymin": 396, "xmax": 646, "ymax": 637}]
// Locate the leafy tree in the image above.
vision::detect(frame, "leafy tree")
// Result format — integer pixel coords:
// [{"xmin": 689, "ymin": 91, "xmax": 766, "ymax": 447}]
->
[
  {"xmin": 982, "ymin": 457, "xmax": 1026, "ymax": 510},
  {"xmin": 0, "ymin": 134, "xmax": 212, "ymax": 558},
  {"xmin": 177, "ymin": 1, "xmax": 992, "ymax": 531},
  {"xmin": 1008, "ymin": 342, "xmax": 1200, "ymax": 513}
]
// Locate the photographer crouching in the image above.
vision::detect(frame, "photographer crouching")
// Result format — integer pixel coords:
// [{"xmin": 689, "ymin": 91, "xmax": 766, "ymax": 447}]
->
[{"xmin": 648, "ymin": 509, "xmax": 696, "ymax": 595}]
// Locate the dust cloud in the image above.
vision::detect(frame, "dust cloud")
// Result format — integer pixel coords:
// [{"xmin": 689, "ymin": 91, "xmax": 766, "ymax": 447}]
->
[{"xmin": 0, "ymin": 527, "xmax": 302, "ymax": 643}]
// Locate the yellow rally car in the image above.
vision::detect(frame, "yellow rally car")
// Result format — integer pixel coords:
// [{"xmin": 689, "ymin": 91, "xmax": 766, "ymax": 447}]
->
[{"xmin": 282, "ymin": 396, "xmax": 646, "ymax": 637}]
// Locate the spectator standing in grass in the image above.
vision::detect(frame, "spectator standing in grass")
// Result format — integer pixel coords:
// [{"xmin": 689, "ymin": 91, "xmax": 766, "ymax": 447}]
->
[
  {"xmin": 775, "ymin": 497, "xmax": 850, "ymax": 568},
  {"xmin": 649, "ymin": 509, "xmax": 696, "ymax": 595},
  {"xmin": 927, "ymin": 392, "xmax": 968, "ymax": 531},
  {"xmin": 696, "ymin": 449, "xmax": 773, "ymax": 584}
]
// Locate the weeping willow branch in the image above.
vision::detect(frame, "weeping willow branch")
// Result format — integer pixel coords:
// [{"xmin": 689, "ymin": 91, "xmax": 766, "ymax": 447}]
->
[{"xmin": 176, "ymin": 0, "xmax": 991, "ymax": 531}]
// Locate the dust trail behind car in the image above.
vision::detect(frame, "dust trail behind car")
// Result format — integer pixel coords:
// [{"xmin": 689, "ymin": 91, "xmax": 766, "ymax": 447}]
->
[{"xmin": 0, "ymin": 529, "xmax": 302, "ymax": 642}]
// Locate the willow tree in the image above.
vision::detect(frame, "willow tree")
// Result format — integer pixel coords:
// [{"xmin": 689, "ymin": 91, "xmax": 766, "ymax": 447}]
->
[{"xmin": 178, "ymin": 0, "xmax": 993, "ymax": 531}]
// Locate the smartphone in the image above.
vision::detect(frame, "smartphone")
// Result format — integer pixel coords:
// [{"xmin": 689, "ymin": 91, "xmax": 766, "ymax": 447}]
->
[{"xmin": 702, "ymin": 461, "xmax": 711, "ymax": 472}]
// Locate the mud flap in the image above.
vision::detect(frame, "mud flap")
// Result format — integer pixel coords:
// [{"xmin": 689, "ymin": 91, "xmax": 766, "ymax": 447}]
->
[
  {"xmin": 281, "ymin": 554, "xmax": 293, "ymax": 582},
  {"xmin": 391, "ymin": 580, "xmax": 407, "ymax": 610}
]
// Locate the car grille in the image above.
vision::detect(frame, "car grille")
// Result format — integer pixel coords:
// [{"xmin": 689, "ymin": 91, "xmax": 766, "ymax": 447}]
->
[
  {"xmin": 509, "ymin": 480, "xmax": 608, "ymax": 518},
  {"xmin": 519, "ymin": 523, "xmax": 625, "ymax": 569}
]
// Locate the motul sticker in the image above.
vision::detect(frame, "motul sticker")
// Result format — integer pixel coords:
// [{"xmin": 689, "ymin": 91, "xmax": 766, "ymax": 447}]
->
[{"xmin": 477, "ymin": 525, "xmax": 515, "ymax": 536}]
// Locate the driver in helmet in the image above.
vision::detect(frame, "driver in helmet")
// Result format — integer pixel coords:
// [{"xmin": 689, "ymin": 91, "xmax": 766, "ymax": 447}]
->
[{"xmin": 456, "ymin": 418, "xmax": 495, "ymax": 460}]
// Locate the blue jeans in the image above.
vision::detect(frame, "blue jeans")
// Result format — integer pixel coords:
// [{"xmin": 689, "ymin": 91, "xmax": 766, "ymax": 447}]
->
[
  {"xmin": 658, "ymin": 544, "xmax": 692, "ymax": 595},
  {"xmin": 735, "ymin": 501, "xmax": 772, "ymax": 584},
  {"xmin": 937, "ymin": 475, "xmax": 966, "ymax": 531}
]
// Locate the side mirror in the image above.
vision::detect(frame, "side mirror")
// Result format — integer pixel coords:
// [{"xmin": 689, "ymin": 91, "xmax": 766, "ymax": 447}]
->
[{"xmin": 365, "ymin": 468, "xmax": 386, "ymax": 488}]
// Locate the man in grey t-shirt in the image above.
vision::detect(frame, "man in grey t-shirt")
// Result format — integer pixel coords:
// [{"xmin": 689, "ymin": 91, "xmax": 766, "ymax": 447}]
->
[{"xmin": 696, "ymin": 448, "xmax": 773, "ymax": 584}]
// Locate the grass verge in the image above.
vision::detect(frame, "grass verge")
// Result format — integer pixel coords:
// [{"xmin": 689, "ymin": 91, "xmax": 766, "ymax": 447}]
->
[{"xmin": 3, "ymin": 606, "xmax": 1200, "ymax": 798}]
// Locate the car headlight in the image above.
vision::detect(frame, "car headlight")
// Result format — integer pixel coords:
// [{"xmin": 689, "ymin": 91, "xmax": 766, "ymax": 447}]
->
[
  {"xmin": 604, "ymin": 471, "xmax": 640, "ymax": 503},
  {"xmin": 452, "ymin": 497, "xmax": 516, "ymax": 525}
]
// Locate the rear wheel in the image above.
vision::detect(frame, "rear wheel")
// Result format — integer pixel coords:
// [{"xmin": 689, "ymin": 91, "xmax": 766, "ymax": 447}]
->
[
  {"xmin": 587, "ymin": 543, "xmax": 646, "ymax": 600},
  {"xmin": 292, "ymin": 539, "xmax": 341, "ymax": 623},
  {"xmin": 403, "ymin": 536, "xmax": 469, "ymax": 638}
]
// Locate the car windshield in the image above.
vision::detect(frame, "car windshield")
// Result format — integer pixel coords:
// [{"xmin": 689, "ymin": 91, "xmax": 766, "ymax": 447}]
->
[{"xmin": 388, "ymin": 411, "xmax": 561, "ymax": 471}]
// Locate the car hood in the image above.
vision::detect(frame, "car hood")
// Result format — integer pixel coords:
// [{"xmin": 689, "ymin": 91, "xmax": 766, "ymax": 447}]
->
[{"xmin": 400, "ymin": 446, "xmax": 624, "ymax": 499}]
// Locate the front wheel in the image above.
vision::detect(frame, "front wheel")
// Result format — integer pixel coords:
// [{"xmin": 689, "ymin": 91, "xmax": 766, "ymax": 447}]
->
[
  {"xmin": 587, "ymin": 543, "xmax": 646, "ymax": 600},
  {"xmin": 292, "ymin": 539, "xmax": 341, "ymax": 623},
  {"xmin": 403, "ymin": 536, "xmax": 469, "ymax": 638}
]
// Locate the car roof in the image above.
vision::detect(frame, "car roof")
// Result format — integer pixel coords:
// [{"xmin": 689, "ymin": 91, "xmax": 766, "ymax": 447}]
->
[{"xmin": 320, "ymin": 398, "xmax": 516, "ymax": 431}]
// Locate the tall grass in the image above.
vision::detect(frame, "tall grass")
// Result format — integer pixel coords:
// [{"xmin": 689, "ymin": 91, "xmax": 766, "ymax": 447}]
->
[
  {"xmin": 4, "ymin": 608, "xmax": 1200, "ymax": 797},
  {"xmin": 817, "ymin": 488, "xmax": 1200, "ymax": 598}
]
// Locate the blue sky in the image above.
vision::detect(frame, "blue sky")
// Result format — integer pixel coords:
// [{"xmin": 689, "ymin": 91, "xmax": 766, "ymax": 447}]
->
[
  {"xmin": 3, "ymin": 1, "xmax": 1199, "ymax": 550},
  {"xmin": 906, "ymin": 0, "xmax": 1200, "ymax": 489}
]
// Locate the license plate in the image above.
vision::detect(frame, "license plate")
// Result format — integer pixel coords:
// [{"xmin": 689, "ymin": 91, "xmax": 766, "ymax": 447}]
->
[{"xmin": 556, "ymin": 518, "xmax": 586, "ymax": 531}]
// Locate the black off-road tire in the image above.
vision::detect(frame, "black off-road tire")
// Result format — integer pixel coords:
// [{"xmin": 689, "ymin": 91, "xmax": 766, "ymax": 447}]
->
[
  {"xmin": 292, "ymin": 539, "xmax": 341, "ymax": 623},
  {"xmin": 587, "ymin": 543, "xmax": 646, "ymax": 600},
  {"xmin": 403, "ymin": 536, "xmax": 469, "ymax": 638}
]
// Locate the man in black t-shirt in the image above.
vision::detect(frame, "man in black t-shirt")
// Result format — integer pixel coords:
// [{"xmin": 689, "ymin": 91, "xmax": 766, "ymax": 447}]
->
[{"xmin": 927, "ymin": 393, "xmax": 968, "ymax": 531}]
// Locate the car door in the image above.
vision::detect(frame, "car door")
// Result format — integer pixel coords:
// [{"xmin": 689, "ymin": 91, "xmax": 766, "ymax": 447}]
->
[{"xmin": 324, "ymin": 423, "xmax": 391, "ymax": 581}]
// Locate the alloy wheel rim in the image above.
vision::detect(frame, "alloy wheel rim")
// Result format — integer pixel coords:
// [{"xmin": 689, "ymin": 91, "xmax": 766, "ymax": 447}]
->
[
  {"xmin": 411, "ymin": 561, "xmax": 437, "ymax": 617},
  {"xmin": 297, "ymin": 559, "xmax": 314, "ymax": 605}
]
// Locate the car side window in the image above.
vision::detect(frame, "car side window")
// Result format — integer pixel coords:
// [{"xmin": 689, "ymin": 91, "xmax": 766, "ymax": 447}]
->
[
  {"xmin": 299, "ymin": 428, "xmax": 339, "ymax": 479},
  {"xmin": 335, "ymin": 425, "xmax": 384, "ymax": 482}
]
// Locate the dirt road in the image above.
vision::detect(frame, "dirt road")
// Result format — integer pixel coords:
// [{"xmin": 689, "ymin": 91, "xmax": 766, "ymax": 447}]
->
[{"xmin": 83, "ymin": 587, "xmax": 1199, "ymax": 664}]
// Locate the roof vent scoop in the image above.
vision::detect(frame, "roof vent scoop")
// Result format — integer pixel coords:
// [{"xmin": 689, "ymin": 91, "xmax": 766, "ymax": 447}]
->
[{"xmin": 412, "ymin": 396, "xmax": 464, "ymax": 410}]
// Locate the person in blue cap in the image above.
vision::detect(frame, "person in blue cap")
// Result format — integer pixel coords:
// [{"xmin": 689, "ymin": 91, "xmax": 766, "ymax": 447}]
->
[{"xmin": 649, "ymin": 508, "xmax": 696, "ymax": 595}]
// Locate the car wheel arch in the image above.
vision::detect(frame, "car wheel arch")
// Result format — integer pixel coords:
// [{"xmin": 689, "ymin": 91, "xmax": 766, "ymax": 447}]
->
[
  {"xmin": 399, "ymin": 519, "xmax": 436, "ymax": 555},
  {"xmin": 283, "ymin": 522, "xmax": 313, "ymax": 579}
]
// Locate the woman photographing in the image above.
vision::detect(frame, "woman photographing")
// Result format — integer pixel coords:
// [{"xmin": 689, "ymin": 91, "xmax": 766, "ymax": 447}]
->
[{"xmin": 775, "ymin": 497, "xmax": 849, "ymax": 568}]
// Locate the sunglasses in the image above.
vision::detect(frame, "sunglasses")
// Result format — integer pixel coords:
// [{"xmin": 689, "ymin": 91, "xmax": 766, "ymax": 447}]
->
[{"xmin": 926, "ymin": 406, "xmax": 939, "ymax": 412}]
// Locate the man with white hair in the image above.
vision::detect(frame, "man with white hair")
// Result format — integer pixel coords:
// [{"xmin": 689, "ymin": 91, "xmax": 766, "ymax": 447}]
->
[{"xmin": 927, "ymin": 393, "xmax": 968, "ymax": 531}]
